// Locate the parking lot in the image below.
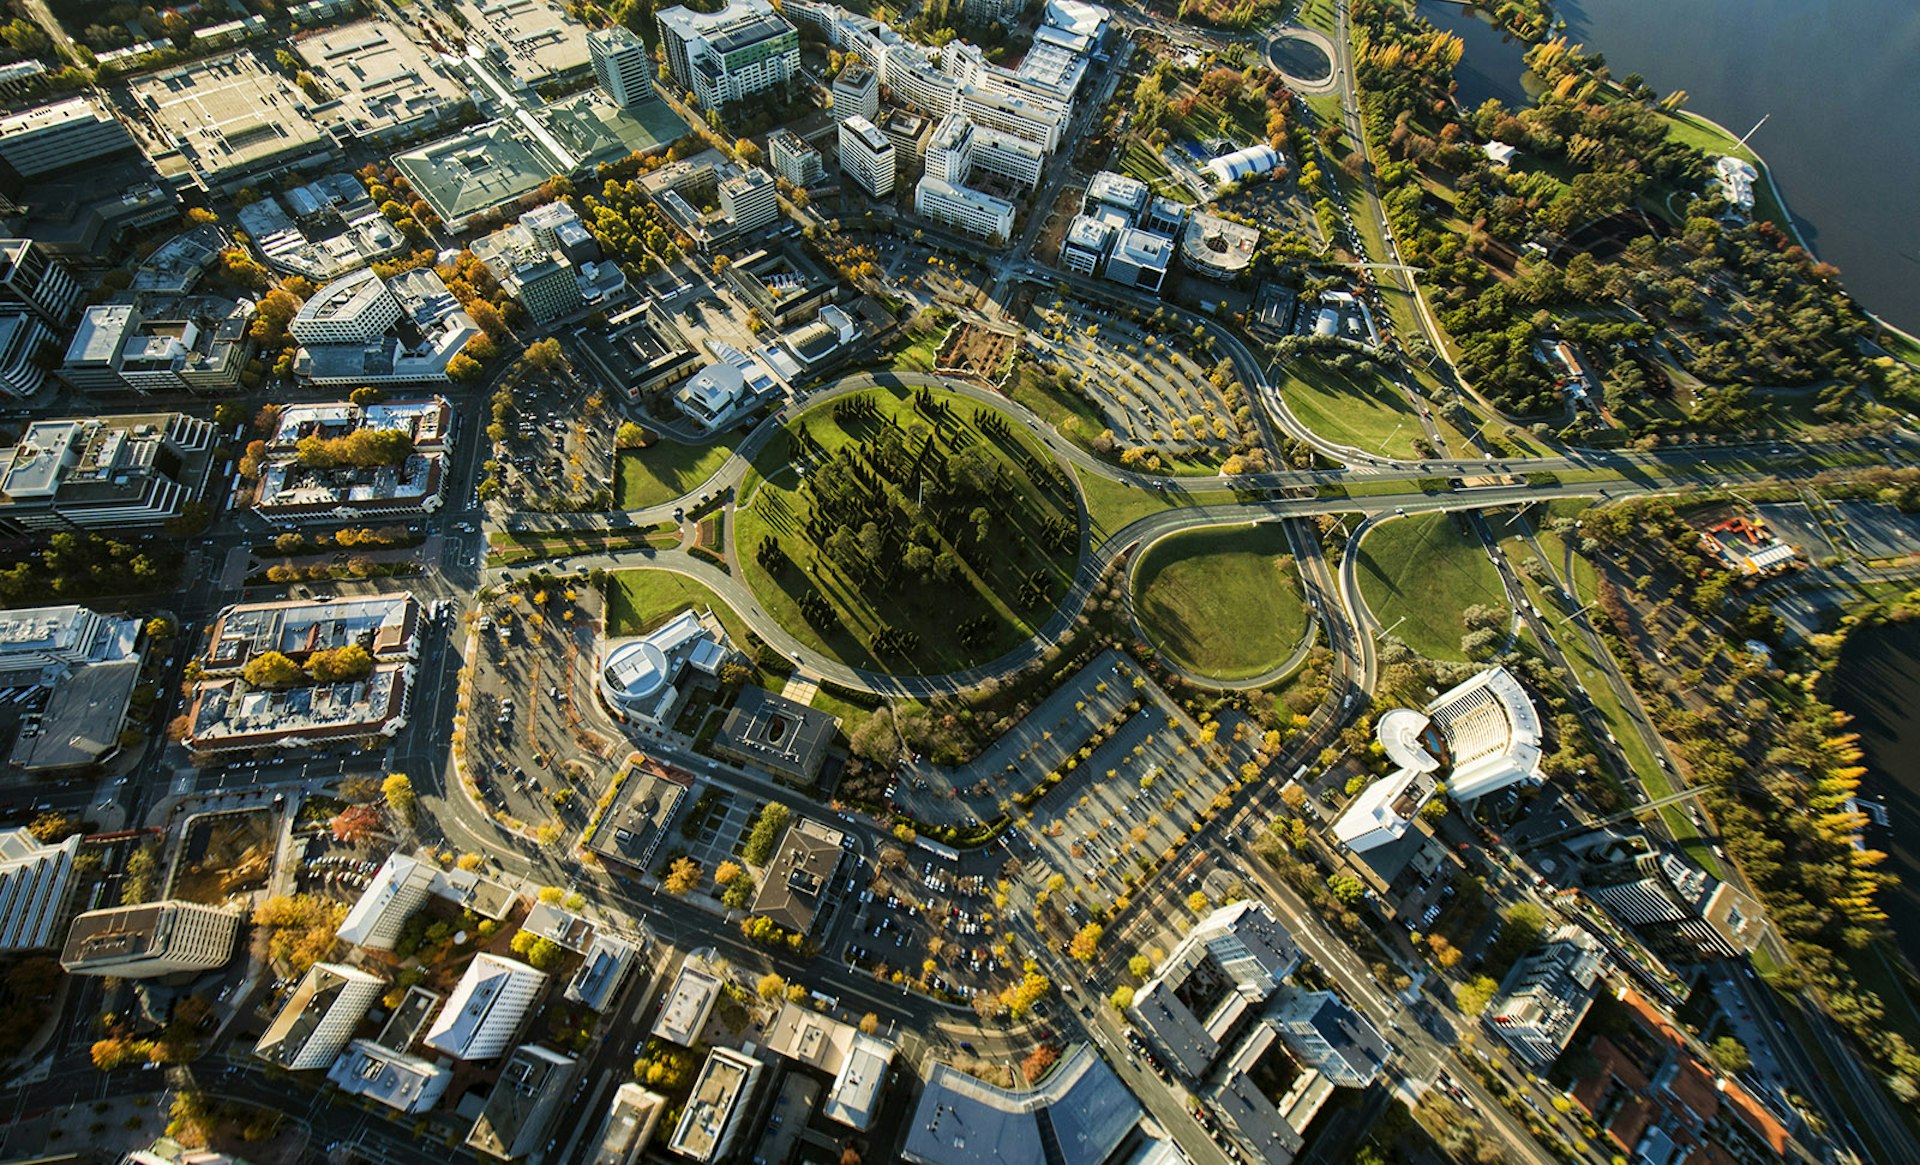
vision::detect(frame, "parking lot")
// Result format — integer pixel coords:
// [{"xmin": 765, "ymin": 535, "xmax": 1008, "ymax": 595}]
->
[
  {"xmin": 486, "ymin": 371, "xmax": 617, "ymax": 512},
  {"xmin": 1755, "ymin": 501, "xmax": 1840, "ymax": 561},
  {"xmin": 1026, "ymin": 300, "xmax": 1256, "ymax": 465},
  {"xmin": 465, "ymin": 577, "xmax": 620, "ymax": 838},
  {"xmin": 844, "ymin": 849, "xmax": 1010, "ymax": 1007},
  {"xmin": 873, "ymin": 237, "xmax": 994, "ymax": 315}
]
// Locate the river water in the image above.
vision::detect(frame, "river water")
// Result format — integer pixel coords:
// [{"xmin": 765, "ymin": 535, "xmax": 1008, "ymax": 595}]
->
[
  {"xmin": 1828, "ymin": 620, "xmax": 1920, "ymax": 963},
  {"xmin": 1415, "ymin": 0, "xmax": 1920, "ymax": 335}
]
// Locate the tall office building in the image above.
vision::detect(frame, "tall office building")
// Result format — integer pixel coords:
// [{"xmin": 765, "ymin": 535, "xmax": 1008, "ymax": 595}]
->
[
  {"xmin": 767, "ymin": 129, "xmax": 824, "ymax": 187},
  {"xmin": 60, "ymin": 900, "xmax": 240, "ymax": 978},
  {"xmin": 830, "ymin": 61, "xmax": 878, "ymax": 124},
  {"xmin": 589, "ymin": 26, "xmax": 655, "ymax": 107},
  {"xmin": 657, "ymin": 0, "xmax": 800, "ymax": 111},
  {"xmin": 838, "ymin": 116, "xmax": 896, "ymax": 198},
  {"xmin": 718, "ymin": 167, "xmax": 779, "ymax": 233},
  {"xmin": 424, "ymin": 954, "xmax": 548, "ymax": 1061},
  {"xmin": 289, "ymin": 269, "xmax": 405, "ymax": 345},
  {"xmin": 0, "ymin": 240, "xmax": 81, "ymax": 326},
  {"xmin": 913, "ymin": 174, "xmax": 1013, "ymax": 242}
]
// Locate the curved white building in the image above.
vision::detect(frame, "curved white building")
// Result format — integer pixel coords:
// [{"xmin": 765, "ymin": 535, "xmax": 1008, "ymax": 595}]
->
[
  {"xmin": 1204, "ymin": 142, "xmax": 1282, "ymax": 186},
  {"xmin": 598, "ymin": 610, "xmax": 731, "ymax": 724},
  {"xmin": 1333, "ymin": 667, "xmax": 1542, "ymax": 852}
]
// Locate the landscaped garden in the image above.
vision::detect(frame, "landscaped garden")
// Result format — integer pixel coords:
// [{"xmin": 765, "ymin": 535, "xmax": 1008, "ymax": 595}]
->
[
  {"xmin": 1132, "ymin": 523, "xmax": 1310, "ymax": 679},
  {"xmin": 734, "ymin": 386, "xmax": 1083, "ymax": 674}
]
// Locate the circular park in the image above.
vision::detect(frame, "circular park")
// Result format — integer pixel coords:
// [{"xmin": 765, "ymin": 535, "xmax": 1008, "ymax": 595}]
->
[
  {"xmin": 734, "ymin": 385, "xmax": 1085, "ymax": 675},
  {"xmin": 1131, "ymin": 522, "xmax": 1311, "ymax": 681}
]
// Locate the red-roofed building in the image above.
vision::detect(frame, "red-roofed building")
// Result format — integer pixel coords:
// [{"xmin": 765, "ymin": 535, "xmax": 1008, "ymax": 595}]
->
[{"xmin": 1567, "ymin": 989, "xmax": 1795, "ymax": 1164}]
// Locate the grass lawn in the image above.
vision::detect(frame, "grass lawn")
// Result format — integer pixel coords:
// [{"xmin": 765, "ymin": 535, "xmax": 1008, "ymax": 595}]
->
[
  {"xmin": 733, "ymin": 386, "xmax": 1081, "ymax": 675},
  {"xmin": 1355, "ymin": 511, "xmax": 1507, "ymax": 661},
  {"xmin": 1278, "ymin": 357, "xmax": 1427, "ymax": 458},
  {"xmin": 1077, "ymin": 467, "xmax": 1240, "ymax": 542},
  {"xmin": 606, "ymin": 569, "xmax": 752, "ymax": 644},
  {"xmin": 614, "ymin": 438, "xmax": 737, "ymax": 510},
  {"xmin": 1659, "ymin": 110, "xmax": 1794, "ymax": 235},
  {"xmin": 486, "ymin": 524, "xmax": 677, "ymax": 565},
  {"xmin": 1133, "ymin": 523, "xmax": 1309, "ymax": 679}
]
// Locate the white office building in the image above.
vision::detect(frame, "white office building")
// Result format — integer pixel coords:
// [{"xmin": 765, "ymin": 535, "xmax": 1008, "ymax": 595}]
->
[
  {"xmin": 838, "ymin": 116, "xmax": 896, "ymax": 198},
  {"xmin": 289, "ymin": 270, "xmax": 404, "ymax": 345},
  {"xmin": 328, "ymin": 1039, "xmax": 454, "ymax": 1112},
  {"xmin": 767, "ymin": 129, "xmax": 824, "ymax": 186},
  {"xmin": 337, "ymin": 851, "xmax": 438, "ymax": 951},
  {"xmin": 0, "ymin": 829, "xmax": 80, "ymax": 952},
  {"xmin": 424, "ymin": 954, "xmax": 548, "ymax": 1061},
  {"xmin": 718, "ymin": 167, "xmax": 779, "ymax": 232},
  {"xmin": 657, "ymin": 0, "xmax": 800, "ymax": 111},
  {"xmin": 589, "ymin": 26, "xmax": 655, "ymax": 108},
  {"xmin": 255, "ymin": 962, "xmax": 386, "ymax": 1070},
  {"xmin": 1129, "ymin": 901, "xmax": 1301, "ymax": 1079},
  {"xmin": 830, "ymin": 61, "xmax": 878, "ymax": 124},
  {"xmin": 60, "ymin": 900, "xmax": 240, "ymax": 978},
  {"xmin": 914, "ymin": 174, "xmax": 1014, "ymax": 242}
]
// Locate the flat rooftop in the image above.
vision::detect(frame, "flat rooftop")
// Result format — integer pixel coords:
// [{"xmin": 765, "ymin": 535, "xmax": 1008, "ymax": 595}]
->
[
  {"xmin": 451, "ymin": 0, "xmax": 592, "ymax": 86},
  {"xmin": 393, "ymin": 121, "xmax": 553, "ymax": 227},
  {"xmin": 125, "ymin": 52, "xmax": 332, "ymax": 186},
  {"xmin": 293, "ymin": 20, "xmax": 466, "ymax": 141}
]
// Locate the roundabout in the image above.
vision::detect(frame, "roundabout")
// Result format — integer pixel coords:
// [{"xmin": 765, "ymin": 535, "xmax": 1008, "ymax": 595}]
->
[
  {"xmin": 1130, "ymin": 521, "xmax": 1315, "ymax": 683},
  {"xmin": 1267, "ymin": 26, "xmax": 1337, "ymax": 91},
  {"xmin": 731, "ymin": 384, "xmax": 1085, "ymax": 676}
]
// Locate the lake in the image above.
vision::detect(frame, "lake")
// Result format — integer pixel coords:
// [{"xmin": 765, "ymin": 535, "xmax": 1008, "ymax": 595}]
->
[
  {"xmin": 1416, "ymin": 0, "xmax": 1920, "ymax": 335},
  {"xmin": 1829, "ymin": 620, "xmax": 1920, "ymax": 963}
]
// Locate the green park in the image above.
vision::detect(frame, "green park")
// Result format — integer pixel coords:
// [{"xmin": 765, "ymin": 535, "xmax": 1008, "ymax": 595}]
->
[{"xmin": 1132, "ymin": 523, "xmax": 1310, "ymax": 680}]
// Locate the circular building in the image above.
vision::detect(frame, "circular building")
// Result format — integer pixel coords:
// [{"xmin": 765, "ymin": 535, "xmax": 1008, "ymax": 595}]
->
[
  {"xmin": 1180, "ymin": 212, "xmax": 1260, "ymax": 281},
  {"xmin": 597, "ymin": 609, "xmax": 729, "ymax": 723}
]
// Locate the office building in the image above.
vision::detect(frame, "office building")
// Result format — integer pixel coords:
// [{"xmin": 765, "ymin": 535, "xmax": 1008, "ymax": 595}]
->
[
  {"xmin": 589, "ymin": 26, "xmax": 655, "ymax": 108},
  {"xmin": 651, "ymin": 959, "xmax": 722, "ymax": 1047},
  {"xmin": 715, "ymin": 686, "xmax": 838, "ymax": 783},
  {"xmin": 723, "ymin": 244, "xmax": 838, "ymax": 327},
  {"xmin": 588, "ymin": 1084, "xmax": 669, "ymax": 1165},
  {"xmin": 337, "ymin": 850, "xmax": 438, "ymax": 950},
  {"xmin": 0, "ymin": 308, "xmax": 49, "ymax": 400},
  {"xmin": 657, "ymin": 0, "xmax": 800, "ymax": 112},
  {"xmin": 830, "ymin": 62, "xmax": 878, "ymax": 124},
  {"xmin": 60, "ymin": 900, "xmax": 240, "ymax": 978},
  {"xmin": 0, "ymin": 604, "xmax": 144, "ymax": 773},
  {"xmin": 915, "ymin": 174, "xmax": 1014, "ymax": 242},
  {"xmin": 254, "ymin": 962, "xmax": 386, "ymax": 1070},
  {"xmin": 466, "ymin": 1044, "xmax": 577, "ymax": 1160},
  {"xmin": 1575, "ymin": 836, "xmax": 1764, "ymax": 962},
  {"xmin": 838, "ymin": 116, "xmax": 895, "ymax": 198},
  {"xmin": 327, "ymin": 1039, "xmax": 454, "ymax": 1112},
  {"xmin": 566, "ymin": 929, "xmax": 642, "ymax": 1011},
  {"xmin": 927, "ymin": 112, "xmax": 1043, "ymax": 191},
  {"xmin": 1129, "ymin": 900, "xmax": 1300, "ymax": 1079},
  {"xmin": 1269, "ymin": 989, "xmax": 1388, "ymax": 1088},
  {"xmin": 245, "ymin": 396, "xmax": 453, "ymax": 523},
  {"xmin": 958, "ymin": 74, "xmax": 1068, "ymax": 152},
  {"xmin": 596, "ymin": 609, "xmax": 730, "ymax": 724},
  {"xmin": 450, "ymin": 0, "xmax": 594, "ymax": 88},
  {"xmin": 767, "ymin": 129, "xmax": 824, "ymax": 186},
  {"xmin": 474, "ymin": 202, "xmax": 625, "ymax": 324},
  {"xmin": 0, "ymin": 96, "xmax": 138, "ymax": 179},
  {"xmin": 292, "ymin": 269, "xmax": 478, "ymax": 386},
  {"xmin": 1488, "ymin": 926, "xmax": 1609, "ymax": 1068},
  {"xmin": 718, "ymin": 167, "xmax": 779, "ymax": 232},
  {"xmin": 291, "ymin": 20, "xmax": 469, "ymax": 144},
  {"xmin": 748, "ymin": 817, "xmax": 847, "ymax": 936},
  {"xmin": 59, "ymin": 297, "xmax": 255, "ymax": 396},
  {"xmin": 667, "ymin": 1047, "xmax": 763, "ymax": 1164},
  {"xmin": 902, "ymin": 1044, "xmax": 1142, "ymax": 1165},
  {"xmin": 424, "ymin": 954, "xmax": 548, "ymax": 1061},
  {"xmin": 0, "ymin": 829, "xmax": 80, "ymax": 952},
  {"xmin": 763, "ymin": 1001, "xmax": 896, "ymax": 1131},
  {"xmin": 1060, "ymin": 215, "xmax": 1114, "ymax": 276},
  {"xmin": 584, "ymin": 756, "xmax": 694, "ymax": 875},
  {"xmin": 0, "ymin": 240, "xmax": 80, "ymax": 326},
  {"xmin": 1181, "ymin": 211, "xmax": 1259, "ymax": 281},
  {"xmin": 239, "ymin": 174, "xmax": 407, "ymax": 281},
  {"xmin": 0, "ymin": 413, "xmax": 217, "ymax": 534},
  {"xmin": 1334, "ymin": 667, "xmax": 1543, "ymax": 852},
  {"xmin": 1103, "ymin": 228, "xmax": 1173, "ymax": 293},
  {"xmin": 291, "ymin": 270, "xmax": 403, "ymax": 345},
  {"xmin": 1083, "ymin": 170, "xmax": 1148, "ymax": 223},
  {"xmin": 392, "ymin": 121, "xmax": 554, "ymax": 232},
  {"xmin": 125, "ymin": 53, "xmax": 336, "ymax": 193}
]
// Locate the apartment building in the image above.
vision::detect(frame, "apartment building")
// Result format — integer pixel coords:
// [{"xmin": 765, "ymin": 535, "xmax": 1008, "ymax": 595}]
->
[
  {"xmin": 914, "ymin": 174, "xmax": 1014, "ymax": 242},
  {"xmin": 767, "ymin": 129, "xmax": 824, "ymax": 186},
  {"xmin": 0, "ymin": 239, "xmax": 80, "ymax": 326},
  {"xmin": 424, "ymin": 954, "xmax": 548, "ymax": 1061},
  {"xmin": 1488, "ymin": 926, "xmax": 1610, "ymax": 1068}
]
